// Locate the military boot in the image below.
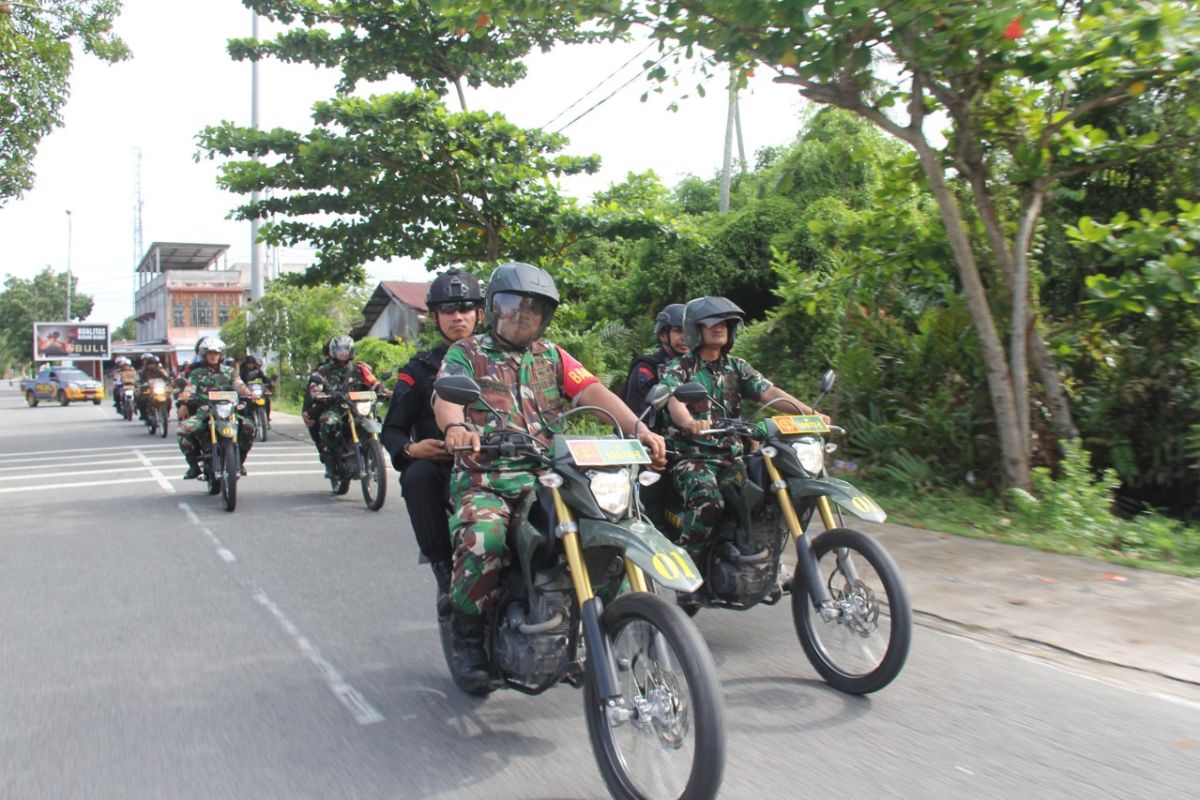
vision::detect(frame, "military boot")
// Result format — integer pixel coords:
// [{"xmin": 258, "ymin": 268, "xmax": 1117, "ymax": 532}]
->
[
  {"xmin": 431, "ymin": 560, "xmax": 453, "ymax": 621},
  {"xmin": 182, "ymin": 452, "xmax": 201, "ymax": 480},
  {"xmin": 449, "ymin": 610, "xmax": 491, "ymax": 695}
]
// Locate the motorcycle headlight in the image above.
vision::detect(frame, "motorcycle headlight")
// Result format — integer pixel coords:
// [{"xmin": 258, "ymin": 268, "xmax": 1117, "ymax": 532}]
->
[
  {"xmin": 589, "ymin": 469, "xmax": 632, "ymax": 516},
  {"xmin": 792, "ymin": 438, "xmax": 825, "ymax": 474},
  {"xmin": 214, "ymin": 403, "xmax": 234, "ymax": 419},
  {"xmin": 251, "ymin": 384, "xmax": 264, "ymax": 397},
  {"xmin": 354, "ymin": 401, "xmax": 374, "ymax": 416}
]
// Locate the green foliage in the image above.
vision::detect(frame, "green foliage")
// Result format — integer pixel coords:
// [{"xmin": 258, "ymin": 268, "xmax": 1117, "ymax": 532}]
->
[
  {"xmin": 1008, "ymin": 440, "xmax": 1122, "ymax": 544},
  {"xmin": 0, "ymin": 0, "xmax": 129, "ymax": 202},
  {"xmin": 111, "ymin": 315, "xmax": 136, "ymax": 340},
  {"xmin": 0, "ymin": 268, "xmax": 93, "ymax": 370},
  {"xmin": 354, "ymin": 336, "xmax": 416, "ymax": 378},
  {"xmin": 219, "ymin": 282, "xmax": 362, "ymax": 381}
]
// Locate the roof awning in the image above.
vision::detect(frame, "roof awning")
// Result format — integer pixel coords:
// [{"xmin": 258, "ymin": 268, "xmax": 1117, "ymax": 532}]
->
[{"xmin": 136, "ymin": 242, "xmax": 230, "ymax": 273}]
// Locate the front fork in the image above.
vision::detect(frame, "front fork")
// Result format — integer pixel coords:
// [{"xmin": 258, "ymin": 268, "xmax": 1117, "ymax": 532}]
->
[
  {"xmin": 550, "ymin": 487, "xmax": 627, "ymax": 718},
  {"xmin": 763, "ymin": 455, "xmax": 859, "ymax": 617}
]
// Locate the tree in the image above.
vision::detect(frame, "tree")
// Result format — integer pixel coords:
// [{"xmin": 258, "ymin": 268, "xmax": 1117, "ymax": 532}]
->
[
  {"xmin": 462, "ymin": 0, "xmax": 1200, "ymax": 491},
  {"xmin": 0, "ymin": 267, "xmax": 93, "ymax": 367},
  {"xmin": 111, "ymin": 315, "xmax": 136, "ymax": 340},
  {"xmin": 0, "ymin": 0, "xmax": 128, "ymax": 203},
  {"xmin": 199, "ymin": 1, "xmax": 629, "ymax": 284}
]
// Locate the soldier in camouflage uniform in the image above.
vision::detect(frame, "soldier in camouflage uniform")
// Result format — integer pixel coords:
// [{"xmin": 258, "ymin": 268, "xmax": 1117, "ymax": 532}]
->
[
  {"xmin": 660, "ymin": 297, "xmax": 827, "ymax": 574},
  {"xmin": 434, "ymin": 261, "xmax": 667, "ymax": 695},
  {"xmin": 176, "ymin": 337, "xmax": 255, "ymax": 479},
  {"xmin": 307, "ymin": 334, "xmax": 386, "ymax": 478}
]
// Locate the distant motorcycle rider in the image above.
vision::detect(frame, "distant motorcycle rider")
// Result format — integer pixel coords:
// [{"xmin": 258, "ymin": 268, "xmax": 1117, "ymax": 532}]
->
[
  {"xmin": 111, "ymin": 357, "xmax": 137, "ymax": 411},
  {"xmin": 176, "ymin": 337, "xmax": 255, "ymax": 480},
  {"xmin": 660, "ymin": 297, "xmax": 826, "ymax": 568},
  {"xmin": 307, "ymin": 335, "xmax": 385, "ymax": 479},
  {"xmin": 622, "ymin": 302, "xmax": 688, "ymax": 427},
  {"xmin": 434, "ymin": 261, "xmax": 667, "ymax": 694},
  {"xmin": 135, "ymin": 353, "xmax": 168, "ymax": 421},
  {"xmin": 239, "ymin": 354, "xmax": 273, "ymax": 422},
  {"xmin": 382, "ymin": 268, "xmax": 484, "ymax": 619}
]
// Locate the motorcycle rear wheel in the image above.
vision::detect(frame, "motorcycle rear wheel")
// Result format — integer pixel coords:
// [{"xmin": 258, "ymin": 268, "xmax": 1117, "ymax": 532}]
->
[
  {"xmin": 221, "ymin": 440, "xmax": 238, "ymax": 512},
  {"xmin": 791, "ymin": 527, "xmax": 911, "ymax": 694},
  {"xmin": 585, "ymin": 592, "xmax": 726, "ymax": 800},
  {"xmin": 360, "ymin": 438, "xmax": 387, "ymax": 511}
]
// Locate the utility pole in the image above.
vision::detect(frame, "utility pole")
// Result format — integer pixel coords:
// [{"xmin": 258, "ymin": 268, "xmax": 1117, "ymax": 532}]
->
[
  {"xmin": 65, "ymin": 209, "xmax": 73, "ymax": 320},
  {"xmin": 249, "ymin": 9, "xmax": 264, "ymax": 303},
  {"xmin": 719, "ymin": 70, "xmax": 737, "ymax": 213}
]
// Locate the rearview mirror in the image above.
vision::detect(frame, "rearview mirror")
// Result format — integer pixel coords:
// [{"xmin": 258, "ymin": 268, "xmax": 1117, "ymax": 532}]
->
[
  {"xmin": 819, "ymin": 370, "xmax": 836, "ymax": 395},
  {"xmin": 643, "ymin": 383, "xmax": 671, "ymax": 413},
  {"xmin": 377, "ymin": 370, "xmax": 393, "ymax": 383},
  {"xmin": 434, "ymin": 375, "xmax": 481, "ymax": 406},
  {"xmin": 672, "ymin": 381, "xmax": 709, "ymax": 405}
]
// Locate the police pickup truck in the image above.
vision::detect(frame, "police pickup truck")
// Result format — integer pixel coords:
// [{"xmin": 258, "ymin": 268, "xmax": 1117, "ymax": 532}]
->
[{"xmin": 21, "ymin": 365, "xmax": 105, "ymax": 406}]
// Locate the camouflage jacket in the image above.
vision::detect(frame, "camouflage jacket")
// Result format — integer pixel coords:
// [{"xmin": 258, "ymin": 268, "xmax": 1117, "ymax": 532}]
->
[
  {"xmin": 186, "ymin": 364, "xmax": 242, "ymax": 404},
  {"xmin": 438, "ymin": 333, "xmax": 598, "ymax": 471},
  {"xmin": 310, "ymin": 361, "xmax": 378, "ymax": 395},
  {"xmin": 659, "ymin": 353, "xmax": 772, "ymax": 457}
]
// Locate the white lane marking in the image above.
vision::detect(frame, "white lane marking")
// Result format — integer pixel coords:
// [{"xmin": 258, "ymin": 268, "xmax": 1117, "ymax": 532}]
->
[
  {"xmin": 178, "ymin": 501, "xmax": 201, "ymax": 525},
  {"xmin": 0, "ymin": 457, "xmax": 144, "ymax": 472},
  {"xmin": 175, "ymin": 502, "xmax": 238, "ymax": 562},
  {"xmin": 242, "ymin": 469, "xmax": 325, "ymax": 477},
  {"xmin": 956, "ymin": 766, "xmax": 975, "ymax": 776},
  {"xmin": 133, "ymin": 449, "xmax": 175, "ymax": 494},
  {"xmin": 0, "ymin": 476, "xmax": 160, "ymax": 494},
  {"xmin": 0, "ymin": 443, "xmax": 179, "ymax": 461},
  {"xmin": 0, "ymin": 465, "xmax": 157, "ymax": 482},
  {"xmin": 250, "ymin": 584, "xmax": 384, "ymax": 726}
]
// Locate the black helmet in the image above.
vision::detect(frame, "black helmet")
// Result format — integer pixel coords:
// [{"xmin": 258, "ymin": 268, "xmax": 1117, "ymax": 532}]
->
[
  {"xmin": 682, "ymin": 296, "xmax": 745, "ymax": 354},
  {"xmin": 484, "ymin": 262, "xmax": 559, "ymax": 347},
  {"xmin": 243, "ymin": 354, "xmax": 259, "ymax": 366},
  {"xmin": 654, "ymin": 303, "xmax": 686, "ymax": 336},
  {"xmin": 427, "ymin": 268, "xmax": 483, "ymax": 307},
  {"xmin": 140, "ymin": 352, "xmax": 155, "ymax": 364},
  {"xmin": 328, "ymin": 334, "xmax": 355, "ymax": 361}
]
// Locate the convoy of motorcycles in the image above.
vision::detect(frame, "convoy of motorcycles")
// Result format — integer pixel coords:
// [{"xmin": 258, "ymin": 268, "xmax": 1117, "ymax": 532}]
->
[{"xmin": 93, "ymin": 358, "xmax": 909, "ymax": 800}]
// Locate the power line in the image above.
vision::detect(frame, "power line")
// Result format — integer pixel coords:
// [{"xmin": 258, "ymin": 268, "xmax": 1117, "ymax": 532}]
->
[
  {"xmin": 555, "ymin": 46, "xmax": 681, "ymax": 134},
  {"xmin": 540, "ymin": 41, "xmax": 658, "ymax": 130}
]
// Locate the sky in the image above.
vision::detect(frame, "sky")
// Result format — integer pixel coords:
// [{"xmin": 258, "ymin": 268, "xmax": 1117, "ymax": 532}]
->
[{"xmin": 0, "ymin": 0, "xmax": 809, "ymax": 329}]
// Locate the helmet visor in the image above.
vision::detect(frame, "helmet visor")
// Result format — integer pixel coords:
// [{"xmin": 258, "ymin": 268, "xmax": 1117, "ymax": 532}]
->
[
  {"xmin": 331, "ymin": 342, "xmax": 353, "ymax": 361},
  {"xmin": 491, "ymin": 293, "xmax": 554, "ymax": 347}
]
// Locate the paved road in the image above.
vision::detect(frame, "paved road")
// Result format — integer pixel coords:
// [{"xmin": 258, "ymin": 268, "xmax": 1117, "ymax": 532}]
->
[{"xmin": 1, "ymin": 388, "xmax": 1196, "ymax": 799}]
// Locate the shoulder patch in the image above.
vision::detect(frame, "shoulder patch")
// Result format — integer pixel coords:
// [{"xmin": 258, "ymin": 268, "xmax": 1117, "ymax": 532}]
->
[{"xmin": 397, "ymin": 372, "xmax": 416, "ymax": 387}]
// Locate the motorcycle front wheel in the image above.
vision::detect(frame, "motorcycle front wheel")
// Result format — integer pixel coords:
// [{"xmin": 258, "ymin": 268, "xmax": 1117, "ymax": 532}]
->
[
  {"xmin": 256, "ymin": 407, "xmax": 268, "ymax": 442},
  {"xmin": 360, "ymin": 438, "xmax": 387, "ymax": 511},
  {"xmin": 585, "ymin": 592, "xmax": 725, "ymax": 800},
  {"xmin": 221, "ymin": 439, "xmax": 238, "ymax": 512},
  {"xmin": 158, "ymin": 407, "xmax": 169, "ymax": 438},
  {"xmin": 791, "ymin": 527, "xmax": 911, "ymax": 694}
]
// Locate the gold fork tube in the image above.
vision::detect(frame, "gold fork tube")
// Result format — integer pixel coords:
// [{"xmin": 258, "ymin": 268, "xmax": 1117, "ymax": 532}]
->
[
  {"xmin": 552, "ymin": 487, "xmax": 595, "ymax": 602},
  {"xmin": 764, "ymin": 455, "xmax": 807, "ymax": 540}
]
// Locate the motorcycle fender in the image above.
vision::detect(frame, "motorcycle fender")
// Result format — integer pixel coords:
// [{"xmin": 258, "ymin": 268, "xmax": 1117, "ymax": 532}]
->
[
  {"xmin": 786, "ymin": 477, "xmax": 887, "ymax": 523},
  {"xmin": 358, "ymin": 417, "xmax": 382, "ymax": 435},
  {"xmin": 579, "ymin": 518, "xmax": 702, "ymax": 593},
  {"xmin": 218, "ymin": 424, "xmax": 236, "ymax": 438}
]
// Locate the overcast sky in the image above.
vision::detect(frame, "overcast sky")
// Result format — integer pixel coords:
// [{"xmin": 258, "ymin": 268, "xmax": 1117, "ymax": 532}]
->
[{"xmin": 0, "ymin": 0, "xmax": 808, "ymax": 327}]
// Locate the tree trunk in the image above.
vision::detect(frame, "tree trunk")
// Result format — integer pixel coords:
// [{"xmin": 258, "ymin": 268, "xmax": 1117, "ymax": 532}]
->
[
  {"xmin": 1028, "ymin": 325, "xmax": 1079, "ymax": 441},
  {"xmin": 911, "ymin": 141, "xmax": 1032, "ymax": 491}
]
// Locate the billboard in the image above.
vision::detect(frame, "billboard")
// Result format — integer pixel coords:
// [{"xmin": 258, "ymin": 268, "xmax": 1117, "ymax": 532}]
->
[{"xmin": 32, "ymin": 322, "xmax": 111, "ymax": 361}]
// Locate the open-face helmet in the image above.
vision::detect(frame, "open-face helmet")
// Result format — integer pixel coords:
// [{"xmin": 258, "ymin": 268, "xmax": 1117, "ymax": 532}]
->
[
  {"xmin": 483, "ymin": 262, "xmax": 559, "ymax": 348},
  {"xmin": 199, "ymin": 337, "xmax": 226, "ymax": 357},
  {"xmin": 682, "ymin": 296, "xmax": 745, "ymax": 355},
  {"xmin": 654, "ymin": 303, "xmax": 686, "ymax": 337}
]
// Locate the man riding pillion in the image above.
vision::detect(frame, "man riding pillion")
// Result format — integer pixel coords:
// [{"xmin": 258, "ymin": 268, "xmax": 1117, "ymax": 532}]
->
[
  {"xmin": 135, "ymin": 353, "xmax": 168, "ymax": 421},
  {"xmin": 308, "ymin": 335, "xmax": 386, "ymax": 479},
  {"xmin": 659, "ymin": 297, "xmax": 828, "ymax": 585},
  {"xmin": 622, "ymin": 302, "xmax": 688, "ymax": 428},
  {"xmin": 176, "ymin": 337, "xmax": 256, "ymax": 480},
  {"xmin": 382, "ymin": 268, "xmax": 484, "ymax": 620},
  {"xmin": 434, "ymin": 261, "xmax": 668, "ymax": 695},
  {"xmin": 112, "ymin": 357, "xmax": 137, "ymax": 412}
]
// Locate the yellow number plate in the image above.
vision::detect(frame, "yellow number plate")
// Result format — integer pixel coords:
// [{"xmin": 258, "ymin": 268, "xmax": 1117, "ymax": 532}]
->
[
  {"xmin": 772, "ymin": 415, "xmax": 829, "ymax": 435},
  {"xmin": 565, "ymin": 439, "xmax": 651, "ymax": 466},
  {"xmin": 208, "ymin": 391, "xmax": 238, "ymax": 402},
  {"xmin": 348, "ymin": 391, "xmax": 377, "ymax": 402}
]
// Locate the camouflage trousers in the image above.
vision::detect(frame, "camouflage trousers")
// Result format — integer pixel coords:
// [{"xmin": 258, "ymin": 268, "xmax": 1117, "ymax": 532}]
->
[
  {"xmin": 177, "ymin": 409, "xmax": 255, "ymax": 461},
  {"xmin": 448, "ymin": 468, "xmax": 538, "ymax": 616},
  {"xmin": 318, "ymin": 409, "xmax": 345, "ymax": 455},
  {"xmin": 670, "ymin": 459, "xmax": 738, "ymax": 562}
]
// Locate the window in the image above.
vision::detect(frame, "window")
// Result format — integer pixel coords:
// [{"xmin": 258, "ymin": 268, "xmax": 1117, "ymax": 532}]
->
[
  {"xmin": 191, "ymin": 297, "xmax": 213, "ymax": 327},
  {"xmin": 218, "ymin": 300, "xmax": 231, "ymax": 324},
  {"xmin": 172, "ymin": 302, "xmax": 185, "ymax": 327}
]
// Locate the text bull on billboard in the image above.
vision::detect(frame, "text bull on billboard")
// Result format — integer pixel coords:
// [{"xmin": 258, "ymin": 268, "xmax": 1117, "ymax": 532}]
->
[{"xmin": 33, "ymin": 323, "xmax": 111, "ymax": 361}]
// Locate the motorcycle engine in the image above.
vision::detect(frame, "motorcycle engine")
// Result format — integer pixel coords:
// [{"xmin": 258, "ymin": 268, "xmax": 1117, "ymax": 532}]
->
[
  {"xmin": 706, "ymin": 515, "xmax": 778, "ymax": 601},
  {"xmin": 493, "ymin": 568, "xmax": 573, "ymax": 687}
]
